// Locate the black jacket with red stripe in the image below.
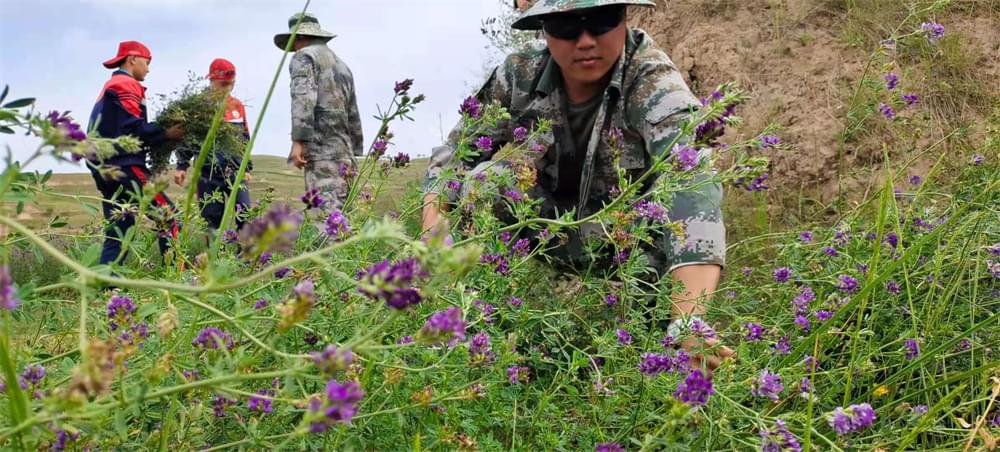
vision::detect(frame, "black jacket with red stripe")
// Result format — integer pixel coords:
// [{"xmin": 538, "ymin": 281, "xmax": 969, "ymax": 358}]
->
[{"xmin": 88, "ymin": 70, "xmax": 165, "ymax": 168}]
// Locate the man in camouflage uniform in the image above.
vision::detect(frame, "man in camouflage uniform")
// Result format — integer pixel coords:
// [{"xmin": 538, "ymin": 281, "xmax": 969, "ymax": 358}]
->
[
  {"xmin": 275, "ymin": 13, "xmax": 364, "ymax": 211},
  {"xmin": 422, "ymin": 0, "xmax": 733, "ymax": 370}
]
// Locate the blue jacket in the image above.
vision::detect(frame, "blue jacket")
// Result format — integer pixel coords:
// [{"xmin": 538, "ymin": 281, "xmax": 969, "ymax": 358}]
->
[{"xmin": 88, "ymin": 70, "xmax": 164, "ymax": 167}]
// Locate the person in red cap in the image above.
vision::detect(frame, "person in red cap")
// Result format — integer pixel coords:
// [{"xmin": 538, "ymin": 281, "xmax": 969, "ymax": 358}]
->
[
  {"xmin": 173, "ymin": 58, "xmax": 254, "ymax": 231},
  {"xmin": 87, "ymin": 40, "xmax": 185, "ymax": 267}
]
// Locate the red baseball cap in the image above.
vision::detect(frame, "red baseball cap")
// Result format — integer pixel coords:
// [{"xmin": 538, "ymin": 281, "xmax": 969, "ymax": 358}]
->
[
  {"xmin": 208, "ymin": 58, "xmax": 236, "ymax": 81},
  {"xmin": 102, "ymin": 41, "xmax": 152, "ymax": 69}
]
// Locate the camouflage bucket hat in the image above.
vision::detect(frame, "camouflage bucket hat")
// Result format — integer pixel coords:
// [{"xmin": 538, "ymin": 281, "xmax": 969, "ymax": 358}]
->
[
  {"xmin": 274, "ymin": 12, "xmax": 337, "ymax": 50},
  {"xmin": 511, "ymin": 0, "xmax": 655, "ymax": 30}
]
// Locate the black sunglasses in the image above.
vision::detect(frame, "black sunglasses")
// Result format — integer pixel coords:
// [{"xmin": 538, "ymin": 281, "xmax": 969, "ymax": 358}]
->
[{"xmin": 541, "ymin": 5, "xmax": 626, "ymax": 41}]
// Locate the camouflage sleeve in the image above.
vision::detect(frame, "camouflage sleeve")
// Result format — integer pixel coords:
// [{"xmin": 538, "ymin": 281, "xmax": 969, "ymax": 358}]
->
[
  {"xmin": 347, "ymin": 80, "xmax": 364, "ymax": 156},
  {"xmin": 422, "ymin": 59, "xmax": 512, "ymax": 199},
  {"xmin": 629, "ymin": 60, "xmax": 726, "ymax": 271},
  {"xmin": 289, "ymin": 52, "xmax": 317, "ymax": 142}
]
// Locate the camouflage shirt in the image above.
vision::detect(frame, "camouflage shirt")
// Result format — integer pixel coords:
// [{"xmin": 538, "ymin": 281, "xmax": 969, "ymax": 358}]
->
[
  {"xmin": 289, "ymin": 43, "xmax": 364, "ymax": 160},
  {"xmin": 424, "ymin": 29, "xmax": 726, "ymax": 272}
]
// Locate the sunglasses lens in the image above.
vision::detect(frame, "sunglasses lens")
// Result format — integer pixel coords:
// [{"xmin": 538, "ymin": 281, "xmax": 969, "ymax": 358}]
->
[
  {"xmin": 543, "ymin": 20, "xmax": 583, "ymax": 40},
  {"xmin": 542, "ymin": 6, "xmax": 625, "ymax": 40}
]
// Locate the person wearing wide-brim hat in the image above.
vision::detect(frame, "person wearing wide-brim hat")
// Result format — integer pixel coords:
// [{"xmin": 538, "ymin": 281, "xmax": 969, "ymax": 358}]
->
[
  {"xmin": 422, "ymin": 0, "xmax": 735, "ymax": 371},
  {"xmin": 275, "ymin": 12, "xmax": 364, "ymax": 215}
]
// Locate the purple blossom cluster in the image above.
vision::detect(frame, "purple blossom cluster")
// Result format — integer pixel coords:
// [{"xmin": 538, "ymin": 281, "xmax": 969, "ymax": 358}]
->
[
  {"xmin": 634, "ymin": 199, "xmax": 668, "ymax": 223},
  {"xmin": 469, "ymin": 332, "xmax": 496, "ymax": 364},
  {"xmin": 513, "ymin": 126, "xmax": 528, "ymax": 142},
  {"xmin": 301, "ymin": 188, "xmax": 326, "ymax": 210},
  {"xmin": 418, "ymin": 306, "xmax": 467, "ymax": 347},
  {"xmin": 357, "ymin": 258, "xmax": 427, "ymax": 309},
  {"xmin": 391, "ymin": 152, "xmax": 411, "ymax": 168},
  {"xmin": 773, "ymin": 267, "xmax": 792, "ymax": 283},
  {"xmin": 222, "ymin": 229, "xmax": 239, "ymax": 244},
  {"xmin": 308, "ymin": 380, "xmax": 365, "ymax": 432},
  {"xmin": 798, "ymin": 231, "xmax": 813, "ymax": 243},
  {"xmin": 670, "ymin": 144, "xmax": 700, "ymax": 171},
  {"xmin": 238, "ymin": 204, "xmax": 303, "ymax": 257},
  {"xmin": 760, "ymin": 135, "xmax": 782, "ymax": 148},
  {"xmin": 480, "ymin": 253, "xmax": 511, "ymax": 276},
  {"xmin": 324, "ymin": 209, "xmax": 351, "ymax": 240},
  {"xmin": 734, "ymin": 172, "xmax": 770, "ymax": 192},
  {"xmin": 920, "ymin": 22, "xmax": 945, "ymax": 42},
  {"xmin": 744, "ymin": 322, "xmax": 765, "ymax": 342},
  {"xmin": 752, "ymin": 370, "xmax": 785, "ymax": 401},
  {"xmin": 509, "ymin": 296, "xmax": 523, "ymax": 308},
  {"xmin": 904, "ymin": 338, "xmax": 920, "ymax": 360},
  {"xmin": 47, "ymin": 110, "xmax": 87, "ymax": 142},
  {"xmin": 674, "ymin": 369, "xmax": 714, "ymax": 406},
  {"xmin": 879, "ymin": 103, "xmax": 896, "ymax": 120},
  {"xmin": 695, "ymin": 90, "xmax": 737, "ymax": 143},
  {"xmin": 459, "ymin": 96, "xmax": 481, "ymax": 119},
  {"xmin": 595, "ymin": 443, "xmax": 625, "ymax": 452},
  {"xmin": 616, "ymin": 328, "xmax": 632, "ymax": 345},
  {"xmin": 884, "ymin": 73, "xmax": 899, "ymax": 91},
  {"xmin": 106, "ymin": 294, "xmax": 149, "ymax": 347},
  {"xmin": 638, "ymin": 350, "xmax": 689, "ymax": 376},
  {"xmin": 475, "ymin": 136, "xmax": 493, "ymax": 153},
  {"xmin": 827, "ymin": 403, "xmax": 876, "ymax": 435},
  {"xmin": 213, "ymin": 395, "xmax": 237, "ymax": 417},
  {"xmin": 192, "ymin": 327, "xmax": 235, "ymax": 350},
  {"xmin": 507, "ymin": 365, "xmax": 529, "ymax": 384},
  {"xmin": 836, "ymin": 275, "xmax": 859, "ymax": 294},
  {"xmin": 760, "ymin": 419, "xmax": 802, "ymax": 452},
  {"xmin": 248, "ymin": 389, "xmax": 275, "ymax": 414},
  {"xmin": 312, "ymin": 345, "xmax": 354, "ymax": 376}
]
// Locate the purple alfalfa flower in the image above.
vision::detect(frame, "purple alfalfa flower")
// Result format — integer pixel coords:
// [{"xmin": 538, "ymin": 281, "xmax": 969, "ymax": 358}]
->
[
  {"xmin": 605, "ymin": 294, "xmax": 618, "ymax": 307},
  {"xmin": 50, "ymin": 429, "xmax": 81, "ymax": 451},
  {"xmin": 910, "ymin": 175, "xmax": 924, "ymax": 188},
  {"xmin": 773, "ymin": 335, "xmax": 791, "ymax": 355},
  {"xmin": 691, "ymin": 319, "xmax": 717, "ymax": 339},
  {"xmin": 513, "ymin": 126, "xmax": 528, "ymax": 142},
  {"xmin": 509, "ymin": 296, "xmax": 523, "ymax": 308},
  {"xmin": 799, "ymin": 377, "xmax": 812, "ymax": 395},
  {"xmin": 760, "ymin": 135, "xmax": 781, "ymax": 148},
  {"xmin": 761, "ymin": 419, "xmax": 802, "ymax": 452},
  {"xmin": 879, "ymin": 103, "xmax": 896, "ymax": 120},
  {"xmin": 308, "ymin": 380, "xmax": 365, "ymax": 432},
  {"xmin": 912, "ymin": 405, "xmax": 929, "ymax": 415},
  {"xmin": 338, "ymin": 162, "xmax": 357, "ymax": 180},
  {"xmin": 799, "ymin": 231, "xmax": 814, "ymax": 243},
  {"xmin": 886, "ymin": 280, "xmax": 901, "ymax": 295},
  {"xmin": 192, "ymin": 327, "xmax": 235, "ymax": 350},
  {"xmin": 507, "ymin": 365, "xmax": 529, "ymax": 385},
  {"xmin": 274, "ymin": 267, "xmax": 291, "ymax": 279},
  {"xmin": 827, "ymin": 403, "xmax": 876, "ymax": 435},
  {"xmin": 212, "ymin": 395, "xmax": 236, "ymax": 418},
  {"xmin": 744, "ymin": 323, "xmax": 765, "ymax": 342},
  {"xmin": 396, "ymin": 335, "xmax": 414, "ymax": 345},
  {"xmin": 47, "ymin": 110, "xmax": 87, "ymax": 141},
  {"xmin": 248, "ymin": 389, "xmax": 275, "ymax": 414},
  {"xmin": 238, "ymin": 204, "xmax": 303, "ymax": 257},
  {"xmin": 509, "ymin": 238, "xmax": 531, "ymax": 257},
  {"xmin": 480, "ymin": 253, "xmax": 511, "ymax": 276},
  {"xmin": 222, "ymin": 229, "xmax": 239, "ymax": 244},
  {"xmin": 884, "ymin": 73, "xmax": 899, "ymax": 91},
  {"xmin": 639, "ymin": 353, "xmax": 674, "ymax": 376},
  {"xmin": 836, "ymin": 275, "xmax": 859, "ymax": 294},
  {"xmin": 502, "ymin": 190, "xmax": 524, "ymax": 204},
  {"xmin": 459, "ymin": 96, "xmax": 481, "ymax": 119},
  {"xmin": 743, "ymin": 266, "xmax": 753, "ymax": 278},
  {"xmin": 595, "ymin": 443, "xmax": 625, "ymax": 452},
  {"xmin": 393, "ymin": 78, "xmax": 413, "ymax": 94},
  {"xmin": 902, "ymin": 93, "xmax": 919, "ymax": 106},
  {"xmin": 475, "ymin": 136, "xmax": 493, "ymax": 153},
  {"xmin": 920, "ymin": 22, "xmax": 945, "ymax": 42},
  {"xmin": 258, "ymin": 252, "xmax": 273, "ymax": 266},
  {"xmin": 391, "ymin": 152, "xmax": 411, "ymax": 168},
  {"xmin": 986, "ymin": 243, "xmax": 1000, "ymax": 256},
  {"xmin": 106, "ymin": 294, "xmax": 136, "ymax": 322},
  {"xmin": 904, "ymin": 338, "xmax": 920, "ymax": 360},
  {"xmin": 815, "ymin": 310, "xmax": 833, "ymax": 321},
  {"xmin": 616, "ymin": 328, "xmax": 633, "ymax": 346},
  {"xmin": 821, "ymin": 246, "xmax": 838, "ymax": 257},
  {"xmin": 773, "ymin": 267, "xmax": 792, "ymax": 283},
  {"xmin": 991, "ymin": 414, "xmax": 1000, "ymax": 428},
  {"xmin": 794, "ymin": 314, "xmax": 811, "ymax": 333},
  {"xmin": 674, "ymin": 368, "xmax": 714, "ymax": 406},
  {"xmin": 670, "ymin": 144, "xmax": 700, "ymax": 171},
  {"xmin": 987, "ymin": 260, "xmax": 1000, "ymax": 279},
  {"xmin": 661, "ymin": 335, "xmax": 676, "ymax": 350},
  {"xmin": 418, "ymin": 306, "xmax": 467, "ymax": 347},
  {"xmin": 324, "ymin": 209, "xmax": 351, "ymax": 240},
  {"xmin": 530, "ymin": 142, "xmax": 546, "ymax": 154},
  {"xmin": 357, "ymin": 258, "xmax": 427, "ymax": 310},
  {"xmin": 856, "ymin": 263, "xmax": 870, "ymax": 275},
  {"xmin": 741, "ymin": 173, "xmax": 770, "ymax": 192},
  {"xmin": 499, "ymin": 231, "xmax": 512, "ymax": 244},
  {"xmin": 752, "ymin": 369, "xmax": 785, "ymax": 401},
  {"xmin": 301, "ymin": 187, "xmax": 326, "ymax": 210},
  {"xmin": 477, "ymin": 301, "xmax": 496, "ymax": 325},
  {"xmin": 613, "ymin": 248, "xmax": 631, "ymax": 266},
  {"xmin": 253, "ymin": 298, "xmax": 269, "ymax": 310},
  {"xmin": 972, "ymin": 154, "xmax": 985, "ymax": 165},
  {"xmin": 469, "ymin": 332, "xmax": 495, "ymax": 364},
  {"xmin": 634, "ymin": 199, "xmax": 668, "ymax": 224},
  {"xmin": 312, "ymin": 344, "xmax": 354, "ymax": 376},
  {"xmin": 21, "ymin": 364, "xmax": 45, "ymax": 386},
  {"xmin": 791, "ymin": 286, "xmax": 816, "ymax": 314},
  {"xmin": 444, "ymin": 179, "xmax": 462, "ymax": 193}
]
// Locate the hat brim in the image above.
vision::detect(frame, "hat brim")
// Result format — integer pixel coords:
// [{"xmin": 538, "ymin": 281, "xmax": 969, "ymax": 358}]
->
[
  {"xmin": 273, "ymin": 32, "xmax": 335, "ymax": 51},
  {"xmin": 102, "ymin": 55, "xmax": 127, "ymax": 69},
  {"xmin": 511, "ymin": 1, "xmax": 654, "ymax": 30}
]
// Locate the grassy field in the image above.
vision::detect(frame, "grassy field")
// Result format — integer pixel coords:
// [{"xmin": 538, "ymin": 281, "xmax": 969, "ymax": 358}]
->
[{"xmin": 12, "ymin": 155, "xmax": 429, "ymax": 230}]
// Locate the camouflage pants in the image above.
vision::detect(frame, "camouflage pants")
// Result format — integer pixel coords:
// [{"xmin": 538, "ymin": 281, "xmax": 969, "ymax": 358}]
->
[
  {"xmin": 459, "ymin": 160, "xmax": 726, "ymax": 280},
  {"xmin": 305, "ymin": 159, "xmax": 354, "ymax": 213}
]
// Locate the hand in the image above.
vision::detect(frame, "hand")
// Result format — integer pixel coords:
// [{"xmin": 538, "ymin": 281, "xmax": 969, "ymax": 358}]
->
[
  {"xmin": 680, "ymin": 335, "xmax": 735, "ymax": 374},
  {"xmin": 174, "ymin": 170, "xmax": 186, "ymax": 186},
  {"xmin": 165, "ymin": 125, "xmax": 184, "ymax": 141},
  {"xmin": 244, "ymin": 172, "xmax": 253, "ymax": 183},
  {"xmin": 289, "ymin": 141, "xmax": 307, "ymax": 169}
]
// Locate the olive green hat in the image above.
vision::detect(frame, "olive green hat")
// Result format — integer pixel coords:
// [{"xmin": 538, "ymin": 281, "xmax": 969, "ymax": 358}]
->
[
  {"xmin": 274, "ymin": 13, "xmax": 337, "ymax": 50},
  {"xmin": 511, "ymin": 0, "xmax": 655, "ymax": 30}
]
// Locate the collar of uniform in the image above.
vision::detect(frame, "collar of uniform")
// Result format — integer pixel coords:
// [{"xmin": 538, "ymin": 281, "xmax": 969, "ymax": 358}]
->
[
  {"xmin": 532, "ymin": 28, "xmax": 641, "ymax": 99},
  {"xmin": 112, "ymin": 69, "xmax": 133, "ymax": 79}
]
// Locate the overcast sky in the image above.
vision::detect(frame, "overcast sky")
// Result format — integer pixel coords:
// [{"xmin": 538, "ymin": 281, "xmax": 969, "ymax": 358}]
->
[{"xmin": 1, "ymin": 0, "xmax": 510, "ymax": 173}]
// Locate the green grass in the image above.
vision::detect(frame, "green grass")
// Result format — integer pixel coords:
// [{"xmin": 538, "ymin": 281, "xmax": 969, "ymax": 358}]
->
[{"xmin": 11, "ymin": 156, "xmax": 429, "ymax": 231}]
